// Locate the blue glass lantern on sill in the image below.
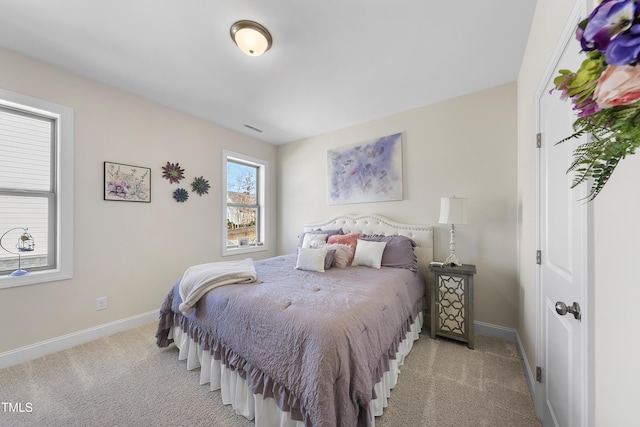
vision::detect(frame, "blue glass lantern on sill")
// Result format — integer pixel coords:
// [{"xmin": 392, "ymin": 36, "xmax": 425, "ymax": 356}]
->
[{"xmin": 0, "ymin": 227, "xmax": 35, "ymax": 276}]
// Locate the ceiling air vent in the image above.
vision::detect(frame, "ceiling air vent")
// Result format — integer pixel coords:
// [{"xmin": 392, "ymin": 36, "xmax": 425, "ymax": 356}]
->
[{"xmin": 243, "ymin": 124, "xmax": 263, "ymax": 133}]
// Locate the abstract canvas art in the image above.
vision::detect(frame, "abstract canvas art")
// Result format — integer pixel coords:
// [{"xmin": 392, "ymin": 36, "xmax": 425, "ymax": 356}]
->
[{"xmin": 327, "ymin": 133, "xmax": 403, "ymax": 205}]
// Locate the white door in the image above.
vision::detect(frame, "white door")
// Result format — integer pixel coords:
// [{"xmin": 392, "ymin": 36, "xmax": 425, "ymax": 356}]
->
[{"xmin": 537, "ymin": 2, "xmax": 591, "ymax": 425}]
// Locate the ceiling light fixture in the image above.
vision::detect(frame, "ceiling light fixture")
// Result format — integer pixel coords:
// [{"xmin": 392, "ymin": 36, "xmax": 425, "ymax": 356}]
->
[{"xmin": 230, "ymin": 20, "xmax": 272, "ymax": 56}]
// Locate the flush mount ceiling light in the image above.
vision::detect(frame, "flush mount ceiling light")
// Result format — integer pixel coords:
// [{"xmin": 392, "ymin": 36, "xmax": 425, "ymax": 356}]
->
[{"xmin": 230, "ymin": 20, "xmax": 272, "ymax": 56}]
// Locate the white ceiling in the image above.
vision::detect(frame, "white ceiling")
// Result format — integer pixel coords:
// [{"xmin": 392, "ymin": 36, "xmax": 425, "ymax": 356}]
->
[{"xmin": 0, "ymin": 0, "xmax": 538, "ymax": 145}]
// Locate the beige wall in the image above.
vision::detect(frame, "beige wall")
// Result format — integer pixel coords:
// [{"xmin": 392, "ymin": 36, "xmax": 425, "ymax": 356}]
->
[
  {"xmin": 0, "ymin": 47, "xmax": 278, "ymax": 353},
  {"xmin": 278, "ymin": 83, "xmax": 519, "ymax": 329},
  {"xmin": 593, "ymin": 154, "xmax": 639, "ymax": 424}
]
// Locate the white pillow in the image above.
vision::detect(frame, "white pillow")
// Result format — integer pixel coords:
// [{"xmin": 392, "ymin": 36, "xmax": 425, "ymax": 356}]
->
[
  {"xmin": 352, "ymin": 239, "xmax": 387, "ymax": 269},
  {"xmin": 301, "ymin": 233, "xmax": 328, "ymax": 249},
  {"xmin": 295, "ymin": 247, "xmax": 328, "ymax": 272}
]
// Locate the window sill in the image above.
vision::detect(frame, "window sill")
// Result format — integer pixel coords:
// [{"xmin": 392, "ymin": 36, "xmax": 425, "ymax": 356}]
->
[
  {"xmin": 0, "ymin": 268, "xmax": 72, "ymax": 290},
  {"xmin": 223, "ymin": 244, "xmax": 268, "ymax": 257}
]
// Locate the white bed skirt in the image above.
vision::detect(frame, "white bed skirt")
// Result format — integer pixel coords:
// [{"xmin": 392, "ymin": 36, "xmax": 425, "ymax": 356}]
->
[{"xmin": 169, "ymin": 312, "xmax": 423, "ymax": 426}]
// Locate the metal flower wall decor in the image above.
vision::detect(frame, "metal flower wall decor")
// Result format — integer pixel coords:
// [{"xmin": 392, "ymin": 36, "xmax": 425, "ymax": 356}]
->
[
  {"xmin": 162, "ymin": 162, "xmax": 185, "ymax": 184},
  {"xmin": 162, "ymin": 161, "xmax": 211, "ymax": 202},
  {"xmin": 191, "ymin": 176, "xmax": 210, "ymax": 196},
  {"xmin": 173, "ymin": 188, "xmax": 189, "ymax": 203},
  {"xmin": 553, "ymin": 0, "xmax": 640, "ymax": 201}
]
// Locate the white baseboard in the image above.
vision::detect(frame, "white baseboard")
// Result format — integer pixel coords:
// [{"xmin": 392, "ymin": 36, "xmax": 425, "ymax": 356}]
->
[
  {"xmin": 516, "ymin": 330, "xmax": 536, "ymax": 396},
  {"xmin": 0, "ymin": 310, "xmax": 158, "ymax": 369},
  {"xmin": 475, "ymin": 320, "xmax": 517, "ymax": 341},
  {"xmin": 474, "ymin": 320, "xmax": 536, "ymax": 396}
]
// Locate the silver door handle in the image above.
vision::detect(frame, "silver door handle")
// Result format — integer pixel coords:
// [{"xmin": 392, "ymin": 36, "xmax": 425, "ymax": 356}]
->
[{"xmin": 555, "ymin": 301, "xmax": 581, "ymax": 320}]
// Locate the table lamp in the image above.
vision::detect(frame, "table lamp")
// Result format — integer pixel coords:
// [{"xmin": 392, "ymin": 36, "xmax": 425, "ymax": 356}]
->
[{"xmin": 439, "ymin": 197, "xmax": 467, "ymax": 266}]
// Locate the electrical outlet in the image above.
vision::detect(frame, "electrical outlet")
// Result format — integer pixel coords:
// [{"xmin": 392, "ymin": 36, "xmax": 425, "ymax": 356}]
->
[{"xmin": 96, "ymin": 297, "xmax": 108, "ymax": 311}]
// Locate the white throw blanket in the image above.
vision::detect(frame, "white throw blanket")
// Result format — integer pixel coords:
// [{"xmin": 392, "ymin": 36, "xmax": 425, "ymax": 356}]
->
[{"xmin": 178, "ymin": 258, "xmax": 257, "ymax": 316}]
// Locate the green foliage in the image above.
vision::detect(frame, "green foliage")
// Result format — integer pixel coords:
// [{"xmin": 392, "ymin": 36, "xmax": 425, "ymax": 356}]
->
[
  {"xmin": 554, "ymin": 52, "xmax": 605, "ymax": 110},
  {"xmin": 557, "ymin": 101, "xmax": 640, "ymax": 201}
]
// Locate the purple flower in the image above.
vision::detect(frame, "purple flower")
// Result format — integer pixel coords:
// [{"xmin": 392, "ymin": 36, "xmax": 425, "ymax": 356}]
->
[
  {"xmin": 579, "ymin": 0, "xmax": 635, "ymax": 52},
  {"xmin": 108, "ymin": 180, "xmax": 130, "ymax": 198},
  {"xmin": 605, "ymin": 23, "xmax": 640, "ymax": 64},
  {"xmin": 574, "ymin": 96, "xmax": 601, "ymax": 117}
]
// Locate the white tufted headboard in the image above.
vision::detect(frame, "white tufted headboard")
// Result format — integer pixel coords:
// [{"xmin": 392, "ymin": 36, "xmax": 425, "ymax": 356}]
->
[{"xmin": 303, "ymin": 214, "xmax": 434, "ymax": 277}]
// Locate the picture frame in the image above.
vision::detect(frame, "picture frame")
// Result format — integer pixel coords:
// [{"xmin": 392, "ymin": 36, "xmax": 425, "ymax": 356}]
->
[
  {"xmin": 327, "ymin": 132, "xmax": 403, "ymax": 205},
  {"xmin": 104, "ymin": 161, "xmax": 151, "ymax": 202}
]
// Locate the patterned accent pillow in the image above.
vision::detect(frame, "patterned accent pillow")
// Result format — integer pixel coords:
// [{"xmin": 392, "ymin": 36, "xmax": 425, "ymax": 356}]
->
[
  {"xmin": 296, "ymin": 228, "xmax": 343, "ymax": 250},
  {"xmin": 301, "ymin": 233, "xmax": 328, "ymax": 248},
  {"xmin": 323, "ymin": 243, "xmax": 353, "ymax": 269},
  {"xmin": 327, "ymin": 233, "xmax": 361, "ymax": 266}
]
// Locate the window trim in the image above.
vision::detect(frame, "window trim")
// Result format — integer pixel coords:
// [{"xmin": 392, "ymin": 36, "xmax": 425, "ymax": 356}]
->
[
  {"xmin": 222, "ymin": 150, "xmax": 268, "ymax": 257},
  {"xmin": 0, "ymin": 88, "xmax": 74, "ymax": 289}
]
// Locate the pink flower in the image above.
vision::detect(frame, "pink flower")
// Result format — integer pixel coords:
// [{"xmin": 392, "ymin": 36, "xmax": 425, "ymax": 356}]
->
[{"xmin": 594, "ymin": 65, "xmax": 640, "ymax": 108}]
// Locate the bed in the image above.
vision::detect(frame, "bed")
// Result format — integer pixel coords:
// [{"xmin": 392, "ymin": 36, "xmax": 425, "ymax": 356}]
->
[{"xmin": 156, "ymin": 214, "xmax": 433, "ymax": 427}]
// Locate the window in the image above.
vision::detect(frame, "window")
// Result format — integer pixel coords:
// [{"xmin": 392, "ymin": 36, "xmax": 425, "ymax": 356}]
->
[
  {"xmin": 222, "ymin": 150, "xmax": 267, "ymax": 255},
  {"xmin": 0, "ymin": 88, "xmax": 73, "ymax": 289}
]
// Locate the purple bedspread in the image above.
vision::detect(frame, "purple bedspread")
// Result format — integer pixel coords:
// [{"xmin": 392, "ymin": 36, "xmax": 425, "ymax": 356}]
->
[{"xmin": 156, "ymin": 254, "xmax": 425, "ymax": 427}]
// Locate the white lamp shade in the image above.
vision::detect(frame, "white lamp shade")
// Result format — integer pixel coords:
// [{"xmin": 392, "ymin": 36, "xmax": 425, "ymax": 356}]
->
[{"xmin": 439, "ymin": 197, "xmax": 468, "ymax": 225}]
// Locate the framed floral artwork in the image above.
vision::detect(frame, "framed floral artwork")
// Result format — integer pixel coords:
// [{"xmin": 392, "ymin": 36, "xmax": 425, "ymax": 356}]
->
[{"xmin": 104, "ymin": 161, "xmax": 151, "ymax": 202}]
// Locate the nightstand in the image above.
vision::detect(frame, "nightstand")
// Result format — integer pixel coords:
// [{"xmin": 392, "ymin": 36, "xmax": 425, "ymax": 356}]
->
[{"xmin": 429, "ymin": 263, "xmax": 476, "ymax": 349}]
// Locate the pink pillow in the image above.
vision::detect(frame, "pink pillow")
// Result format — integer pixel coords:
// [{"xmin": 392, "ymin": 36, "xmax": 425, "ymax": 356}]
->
[{"xmin": 327, "ymin": 233, "xmax": 361, "ymax": 266}]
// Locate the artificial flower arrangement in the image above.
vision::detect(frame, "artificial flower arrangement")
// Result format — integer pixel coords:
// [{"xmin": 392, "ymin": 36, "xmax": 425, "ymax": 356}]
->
[{"xmin": 554, "ymin": 0, "xmax": 640, "ymax": 200}]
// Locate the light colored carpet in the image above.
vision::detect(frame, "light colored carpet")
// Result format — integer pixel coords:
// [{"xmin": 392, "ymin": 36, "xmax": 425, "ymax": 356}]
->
[{"xmin": 0, "ymin": 322, "xmax": 540, "ymax": 427}]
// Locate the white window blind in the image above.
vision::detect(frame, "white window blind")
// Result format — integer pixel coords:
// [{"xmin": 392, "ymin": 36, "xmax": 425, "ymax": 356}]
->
[
  {"xmin": 0, "ymin": 108, "xmax": 52, "ymax": 190},
  {"xmin": 0, "ymin": 106, "xmax": 54, "ymax": 273}
]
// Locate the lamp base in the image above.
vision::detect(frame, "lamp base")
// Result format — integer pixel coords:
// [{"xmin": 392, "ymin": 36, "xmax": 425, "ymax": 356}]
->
[
  {"xmin": 444, "ymin": 253, "xmax": 462, "ymax": 267},
  {"xmin": 9, "ymin": 269, "xmax": 29, "ymax": 277}
]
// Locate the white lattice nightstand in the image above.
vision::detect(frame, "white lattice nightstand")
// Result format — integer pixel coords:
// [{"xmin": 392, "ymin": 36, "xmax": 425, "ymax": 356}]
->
[{"xmin": 429, "ymin": 263, "xmax": 476, "ymax": 349}]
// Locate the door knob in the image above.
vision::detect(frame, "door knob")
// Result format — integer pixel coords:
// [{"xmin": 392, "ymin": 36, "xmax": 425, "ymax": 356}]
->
[{"xmin": 555, "ymin": 301, "xmax": 581, "ymax": 320}]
